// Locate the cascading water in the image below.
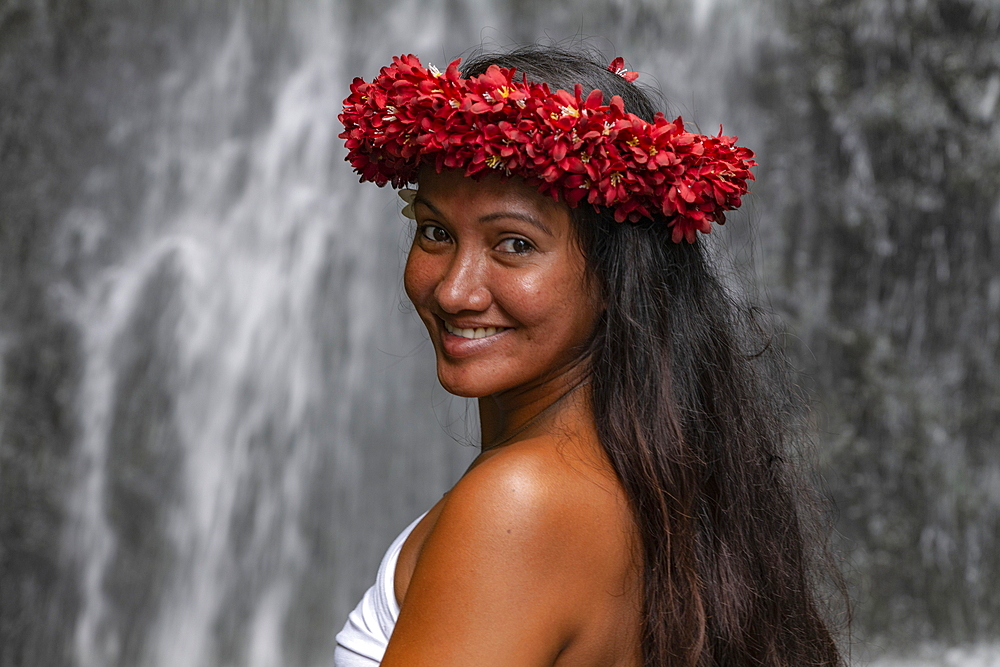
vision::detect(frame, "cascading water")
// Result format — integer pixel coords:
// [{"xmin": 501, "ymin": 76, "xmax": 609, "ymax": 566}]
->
[
  {"xmin": 1, "ymin": 0, "xmax": 998, "ymax": 665},
  {"xmin": 57, "ymin": 5, "xmax": 486, "ymax": 665},
  {"xmin": 66, "ymin": 17, "xmax": 342, "ymax": 665}
]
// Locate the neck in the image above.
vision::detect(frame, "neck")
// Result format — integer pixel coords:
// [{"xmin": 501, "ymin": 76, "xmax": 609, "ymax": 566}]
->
[{"xmin": 477, "ymin": 358, "xmax": 592, "ymax": 452}]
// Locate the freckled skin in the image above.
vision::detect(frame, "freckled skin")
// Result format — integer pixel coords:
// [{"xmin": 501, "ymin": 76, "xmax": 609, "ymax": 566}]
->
[
  {"xmin": 403, "ymin": 168, "xmax": 600, "ymax": 423},
  {"xmin": 387, "ymin": 168, "xmax": 642, "ymax": 667}
]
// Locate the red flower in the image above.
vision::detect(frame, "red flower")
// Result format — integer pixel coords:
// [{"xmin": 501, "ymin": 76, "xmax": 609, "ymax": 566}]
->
[
  {"xmin": 607, "ymin": 57, "xmax": 640, "ymax": 82},
  {"xmin": 338, "ymin": 54, "xmax": 757, "ymax": 242}
]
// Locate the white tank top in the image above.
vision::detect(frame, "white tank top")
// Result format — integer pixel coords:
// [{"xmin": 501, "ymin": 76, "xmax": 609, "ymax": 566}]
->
[{"xmin": 334, "ymin": 512, "xmax": 427, "ymax": 666}]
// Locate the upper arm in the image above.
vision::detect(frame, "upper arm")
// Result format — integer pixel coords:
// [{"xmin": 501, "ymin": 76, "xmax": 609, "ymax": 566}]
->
[{"xmin": 380, "ymin": 454, "xmax": 592, "ymax": 667}]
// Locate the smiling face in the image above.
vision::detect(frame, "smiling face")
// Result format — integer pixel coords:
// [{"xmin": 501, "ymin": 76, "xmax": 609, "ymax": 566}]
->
[{"xmin": 403, "ymin": 168, "xmax": 601, "ymax": 400}]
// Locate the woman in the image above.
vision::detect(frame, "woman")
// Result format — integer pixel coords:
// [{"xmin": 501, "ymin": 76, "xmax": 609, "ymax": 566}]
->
[{"xmin": 334, "ymin": 45, "xmax": 845, "ymax": 667}]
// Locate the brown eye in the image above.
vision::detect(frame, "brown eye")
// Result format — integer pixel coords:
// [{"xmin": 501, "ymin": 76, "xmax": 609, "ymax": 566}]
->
[
  {"xmin": 419, "ymin": 225, "xmax": 451, "ymax": 243},
  {"xmin": 496, "ymin": 237, "xmax": 534, "ymax": 254}
]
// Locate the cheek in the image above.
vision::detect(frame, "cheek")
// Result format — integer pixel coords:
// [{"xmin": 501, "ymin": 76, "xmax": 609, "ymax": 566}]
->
[
  {"xmin": 502, "ymin": 265, "xmax": 595, "ymax": 336},
  {"xmin": 494, "ymin": 272, "xmax": 549, "ymax": 325},
  {"xmin": 403, "ymin": 247, "xmax": 433, "ymax": 307}
]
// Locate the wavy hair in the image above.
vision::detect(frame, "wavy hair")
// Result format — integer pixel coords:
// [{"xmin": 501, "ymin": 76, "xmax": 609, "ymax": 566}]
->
[{"xmin": 462, "ymin": 45, "xmax": 846, "ymax": 667}]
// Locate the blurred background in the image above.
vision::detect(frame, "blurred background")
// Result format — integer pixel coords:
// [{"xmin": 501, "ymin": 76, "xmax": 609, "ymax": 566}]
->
[{"xmin": 1, "ymin": 0, "xmax": 998, "ymax": 665}]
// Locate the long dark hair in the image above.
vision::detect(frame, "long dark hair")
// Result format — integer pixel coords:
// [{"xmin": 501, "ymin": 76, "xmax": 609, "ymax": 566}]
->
[{"xmin": 462, "ymin": 46, "xmax": 844, "ymax": 667}]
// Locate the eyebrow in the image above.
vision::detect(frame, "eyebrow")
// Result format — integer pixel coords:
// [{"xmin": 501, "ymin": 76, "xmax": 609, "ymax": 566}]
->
[{"xmin": 414, "ymin": 195, "xmax": 554, "ymax": 237}]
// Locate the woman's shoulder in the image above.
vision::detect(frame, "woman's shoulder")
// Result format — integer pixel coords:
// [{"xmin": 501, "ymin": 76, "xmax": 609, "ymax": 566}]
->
[
  {"xmin": 384, "ymin": 431, "xmax": 642, "ymax": 667},
  {"xmin": 395, "ymin": 430, "xmax": 633, "ymax": 606},
  {"xmin": 447, "ymin": 431, "xmax": 628, "ymax": 537},
  {"xmin": 417, "ymin": 430, "xmax": 639, "ymax": 601}
]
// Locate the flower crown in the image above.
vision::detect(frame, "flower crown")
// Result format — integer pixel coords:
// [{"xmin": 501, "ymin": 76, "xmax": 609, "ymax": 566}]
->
[{"xmin": 339, "ymin": 54, "xmax": 756, "ymax": 243}]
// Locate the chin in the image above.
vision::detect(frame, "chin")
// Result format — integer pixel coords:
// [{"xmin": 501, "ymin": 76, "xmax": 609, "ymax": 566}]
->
[
  {"xmin": 435, "ymin": 370, "xmax": 499, "ymax": 398},
  {"xmin": 433, "ymin": 359, "xmax": 520, "ymax": 398}
]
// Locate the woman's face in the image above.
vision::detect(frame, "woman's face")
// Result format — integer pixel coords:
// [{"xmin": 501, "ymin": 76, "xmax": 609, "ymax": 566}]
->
[{"xmin": 404, "ymin": 168, "xmax": 601, "ymax": 399}]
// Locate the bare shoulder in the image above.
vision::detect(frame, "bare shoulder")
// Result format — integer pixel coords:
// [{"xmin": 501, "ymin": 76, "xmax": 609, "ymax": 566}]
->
[
  {"xmin": 383, "ymin": 432, "xmax": 641, "ymax": 667},
  {"xmin": 443, "ymin": 433, "xmax": 632, "ymax": 551}
]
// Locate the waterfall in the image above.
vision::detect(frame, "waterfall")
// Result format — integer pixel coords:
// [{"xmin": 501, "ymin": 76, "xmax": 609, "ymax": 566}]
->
[{"xmin": 56, "ymin": 4, "xmax": 483, "ymax": 665}]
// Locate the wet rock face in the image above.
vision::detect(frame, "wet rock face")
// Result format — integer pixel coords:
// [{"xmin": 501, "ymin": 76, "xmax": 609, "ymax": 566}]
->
[
  {"xmin": 751, "ymin": 0, "xmax": 1000, "ymax": 644},
  {"xmin": 1, "ymin": 0, "xmax": 998, "ymax": 665},
  {"xmin": 1, "ymin": 5, "xmax": 111, "ymax": 666}
]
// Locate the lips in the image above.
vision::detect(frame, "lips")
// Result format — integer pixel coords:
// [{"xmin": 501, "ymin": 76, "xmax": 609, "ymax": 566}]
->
[
  {"xmin": 437, "ymin": 317, "xmax": 513, "ymax": 358},
  {"xmin": 443, "ymin": 320, "xmax": 510, "ymax": 339}
]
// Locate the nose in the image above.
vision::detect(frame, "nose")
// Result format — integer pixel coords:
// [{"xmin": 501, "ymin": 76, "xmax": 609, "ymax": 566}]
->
[{"xmin": 434, "ymin": 247, "xmax": 492, "ymax": 314}]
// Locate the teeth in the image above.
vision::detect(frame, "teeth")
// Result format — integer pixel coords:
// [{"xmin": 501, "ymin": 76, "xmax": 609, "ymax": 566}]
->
[{"xmin": 445, "ymin": 322, "xmax": 505, "ymax": 339}]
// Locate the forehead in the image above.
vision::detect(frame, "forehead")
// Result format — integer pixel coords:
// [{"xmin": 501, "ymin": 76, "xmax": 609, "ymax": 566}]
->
[{"xmin": 415, "ymin": 168, "xmax": 572, "ymax": 233}]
